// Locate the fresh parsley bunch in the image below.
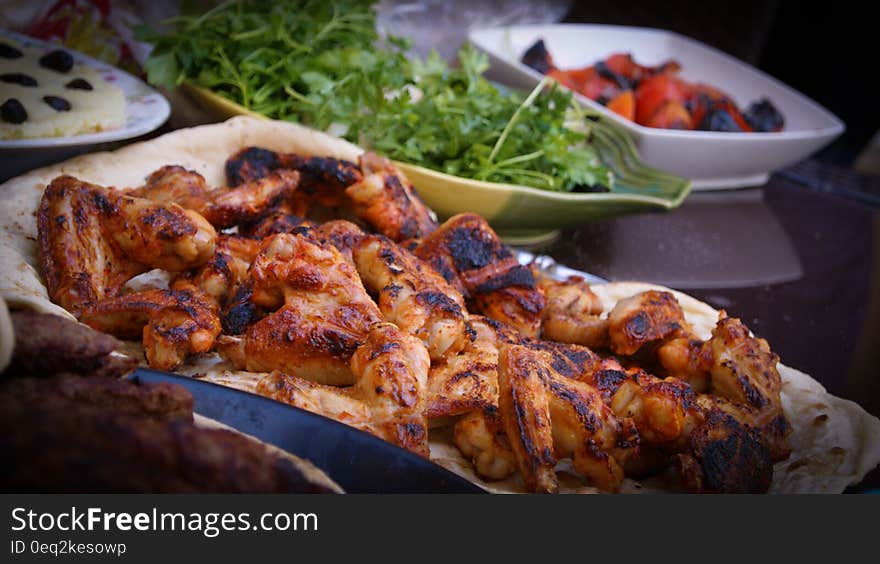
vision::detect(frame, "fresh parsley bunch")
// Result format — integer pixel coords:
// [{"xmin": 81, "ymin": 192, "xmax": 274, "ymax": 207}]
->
[{"xmin": 138, "ymin": 0, "xmax": 612, "ymax": 192}]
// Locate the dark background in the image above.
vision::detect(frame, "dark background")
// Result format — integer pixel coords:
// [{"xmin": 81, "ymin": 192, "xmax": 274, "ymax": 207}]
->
[{"xmin": 563, "ymin": 0, "xmax": 878, "ymax": 169}]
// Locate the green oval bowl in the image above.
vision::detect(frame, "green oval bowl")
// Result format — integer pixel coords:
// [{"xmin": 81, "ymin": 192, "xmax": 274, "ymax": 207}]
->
[{"xmin": 184, "ymin": 83, "xmax": 691, "ymax": 244}]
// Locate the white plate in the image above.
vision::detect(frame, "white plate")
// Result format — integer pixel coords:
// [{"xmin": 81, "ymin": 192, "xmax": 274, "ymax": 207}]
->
[
  {"xmin": 0, "ymin": 29, "xmax": 169, "ymax": 149},
  {"xmin": 468, "ymin": 24, "xmax": 845, "ymax": 190}
]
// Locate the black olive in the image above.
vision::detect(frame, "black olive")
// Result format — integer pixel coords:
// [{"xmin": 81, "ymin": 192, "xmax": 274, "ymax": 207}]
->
[
  {"xmin": 1, "ymin": 98, "xmax": 28, "ymax": 124},
  {"xmin": 1, "ymin": 73, "xmax": 38, "ymax": 87},
  {"xmin": 0, "ymin": 42, "xmax": 23, "ymax": 59},
  {"xmin": 744, "ymin": 99, "xmax": 785, "ymax": 132},
  {"xmin": 521, "ymin": 39, "xmax": 553, "ymax": 75},
  {"xmin": 39, "ymin": 49, "xmax": 74, "ymax": 73},
  {"xmin": 43, "ymin": 96, "xmax": 71, "ymax": 112},
  {"xmin": 698, "ymin": 108, "xmax": 743, "ymax": 132},
  {"xmin": 65, "ymin": 78, "xmax": 93, "ymax": 91}
]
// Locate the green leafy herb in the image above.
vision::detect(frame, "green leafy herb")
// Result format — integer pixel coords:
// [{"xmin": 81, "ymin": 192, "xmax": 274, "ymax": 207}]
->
[{"xmin": 137, "ymin": 0, "xmax": 613, "ymax": 192}]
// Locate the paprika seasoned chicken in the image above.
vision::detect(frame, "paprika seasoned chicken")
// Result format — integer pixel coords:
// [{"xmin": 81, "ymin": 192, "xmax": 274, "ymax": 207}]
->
[
  {"xmin": 78, "ymin": 288, "xmax": 221, "ymax": 371},
  {"xmin": 216, "ymin": 233, "xmax": 382, "ymax": 385},
  {"xmin": 132, "ymin": 164, "xmax": 300, "ymax": 229},
  {"xmin": 34, "ymin": 144, "xmax": 794, "ymax": 494},
  {"xmin": 353, "ymin": 234, "xmax": 468, "ymax": 360},
  {"xmin": 38, "ymin": 175, "xmax": 216, "ymax": 314},
  {"xmin": 256, "ymin": 322, "xmax": 431, "ymax": 455},
  {"xmin": 412, "ymin": 213, "xmax": 545, "ymax": 337}
]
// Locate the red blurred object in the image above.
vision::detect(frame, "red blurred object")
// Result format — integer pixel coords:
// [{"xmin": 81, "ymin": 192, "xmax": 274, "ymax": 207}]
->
[
  {"xmin": 634, "ymin": 74, "xmax": 690, "ymax": 125},
  {"xmin": 606, "ymin": 90, "xmax": 635, "ymax": 121},
  {"xmin": 521, "ymin": 39, "xmax": 785, "ymax": 132},
  {"xmin": 22, "ymin": 0, "xmax": 143, "ymax": 77}
]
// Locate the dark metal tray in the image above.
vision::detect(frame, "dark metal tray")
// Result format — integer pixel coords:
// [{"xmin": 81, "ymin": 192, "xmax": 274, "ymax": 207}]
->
[{"xmin": 129, "ymin": 368, "xmax": 485, "ymax": 494}]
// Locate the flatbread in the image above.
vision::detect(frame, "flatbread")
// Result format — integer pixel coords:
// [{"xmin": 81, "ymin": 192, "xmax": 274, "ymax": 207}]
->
[
  {"xmin": 0, "ymin": 296, "xmax": 13, "ymax": 373},
  {"xmin": 1, "ymin": 116, "xmax": 877, "ymax": 493}
]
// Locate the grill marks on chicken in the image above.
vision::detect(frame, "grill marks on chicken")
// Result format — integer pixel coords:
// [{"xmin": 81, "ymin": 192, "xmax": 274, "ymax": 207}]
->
[
  {"xmin": 346, "ymin": 154, "xmax": 437, "ymax": 241},
  {"xmin": 426, "ymin": 316, "xmax": 500, "ymax": 419},
  {"xmin": 353, "ymin": 234, "xmax": 467, "ymax": 361},
  {"xmin": 412, "ymin": 213, "xmax": 545, "ymax": 337},
  {"xmin": 35, "ymin": 148, "xmax": 793, "ymax": 493},
  {"xmin": 78, "ymin": 288, "xmax": 221, "ymax": 371},
  {"xmin": 256, "ymin": 323, "xmax": 431, "ymax": 455},
  {"xmin": 216, "ymin": 233, "xmax": 382, "ymax": 385},
  {"xmin": 226, "ymin": 146, "xmax": 436, "ymax": 241},
  {"xmin": 133, "ymin": 164, "xmax": 301, "ymax": 229},
  {"xmin": 38, "ymin": 175, "xmax": 217, "ymax": 315},
  {"xmin": 489, "ymin": 343, "xmax": 637, "ymax": 493}
]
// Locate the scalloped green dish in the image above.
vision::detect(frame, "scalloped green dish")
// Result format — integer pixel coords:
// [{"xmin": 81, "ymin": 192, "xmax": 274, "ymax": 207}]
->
[{"xmin": 184, "ymin": 83, "xmax": 691, "ymax": 244}]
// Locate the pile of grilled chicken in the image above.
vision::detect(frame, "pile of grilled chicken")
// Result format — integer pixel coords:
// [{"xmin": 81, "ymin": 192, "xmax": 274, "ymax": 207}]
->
[{"xmin": 37, "ymin": 147, "xmax": 791, "ymax": 493}]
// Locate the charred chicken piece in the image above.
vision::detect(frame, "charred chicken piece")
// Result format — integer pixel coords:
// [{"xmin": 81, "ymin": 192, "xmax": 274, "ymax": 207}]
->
[
  {"xmin": 345, "ymin": 152, "xmax": 437, "ymax": 242},
  {"xmin": 171, "ymin": 234, "xmax": 261, "ymax": 304},
  {"xmin": 497, "ymin": 344, "xmax": 638, "ymax": 493},
  {"xmin": 537, "ymin": 273, "xmax": 609, "ymax": 349},
  {"xmin": 133, "ymin": 165, "xmax": 300, "ymax": 230},
  {"xmin": 427, "ymin": 316, "xmax": 500, "ymax": 419},
  {"xmin": 239, "ymin": 210, "xmax": 316, "ymax": 239},
  {"xmin": 584, "ymin": 365, "xmax": 778, "ymax": 493},
  {"xmin": 312, "ymin": 219, "xmax": 366, "ymax": 263},
  {"xmin": 256, "ymin": 323, "xmax": 431, "ymax": 455},
  {"xmin": 280, "ymin": 153, "xmax": 363, "ymax": 208},
  {"xmin": 353, "ymin": 234, "xmax": 468, "ymax": 360},
  {"xmin": 38, "ymin": 175, "xmax": 217, "ymax": 314},
  {"xmin": 225, "ymin": 147, "xmax": 363, "ymax": 220},
  {"xmin": 607, "ymin": 290, "xmax": 691, "ymax": 356},
  {"xmin": 216, "ymin": 233, "xmax": 382, "ymax": 385},
  {"xmin": 78, "ymin": 288, "xmax": 221, "ymax": 371},
  {"xmin": 412, "ymin": 213, "xmax": 545, "ymax": 337}
]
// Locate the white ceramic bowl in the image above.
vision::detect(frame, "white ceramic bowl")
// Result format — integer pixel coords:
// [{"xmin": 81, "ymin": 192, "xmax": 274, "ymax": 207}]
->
[{"xmin": 469, "ymin": 24, "xmax": 845, "ymax": 190}]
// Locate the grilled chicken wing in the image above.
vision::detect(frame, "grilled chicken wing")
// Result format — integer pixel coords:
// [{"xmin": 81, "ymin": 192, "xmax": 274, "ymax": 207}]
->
[
  {"xmin": 38, "ymin": 175, "xmax": 217, "ymax": 314},
  {"xmin": 312, "ymin": 219, "xmax": 365, "ymax": 263},
  {"xmin": 497, "ymin": 344, "xmax": 637, "ymax": 492},
  {"xmin": 609, "ymin": 292, "xmax": 790, "ymax": 465},
  {"xmin": 453, "ymin": 407, "xmax": 518, "ymax": 480},
  {"xmin": 702, "ymin": 315, "xmax": 790, "ymax": 461},
  {"xmin": 78, "ymin": 288, "xmax": 221, "ymax": 370},
  {"xmin": 353, "ymin": 234, "xmax": 468, "ymax": 360},
  {"xmin": 537, "ymin": 274, "xmax": 609, "ymax": 349},
  {"xmin": 216, "ymin": 233, "xmax": 382, "ymax": 385},
  {"xmin": 256, "ymin": 323, "xmax": 430, "ymax": 455},
  {"xmin": 607, "ymin": 290, "xmax": 691, "ymax": 355},
  {"xmin": 282, "ymin": 153, "xmax": 364, "ymax": 209},
  {"xmin": 239, "ymin": 211, "xmax": 315, "ymax": 239},
  {"xmin": 346, "ymin": 153, "xmax": 437, "ymax": 241},
  {"xmin": 226, "ymin": 147, "xmax": 362, "ymax": 221},
  {"xmin": 171, "ymin": 235, "xmax": 260, "ymax": 303},
  {"xmin": 427, "ymin": 316, "xmax": 499, "ymax": 418},
  {"xmin": 584, "ymin": 365, "xmax": 777, "ymax": 492},
  {"xmin": 412, "ymin": 213, "xmax": 545, "ymax": 336},
  {"xmin": 131, "ymin": 165, "xmax": 210, "ymax": 209},
  {"xmin": 133, "ymin": 165, "xmax": 300, "ymax": 230},
  {"xmin": 103, "ymin": 191, "xmax": 217, "ymax": 271}
]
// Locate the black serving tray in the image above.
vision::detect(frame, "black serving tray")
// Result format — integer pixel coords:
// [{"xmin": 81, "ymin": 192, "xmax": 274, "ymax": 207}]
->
[{"xmin": 129, "ymin": 368, "xmax": 485, "ymax": 494}]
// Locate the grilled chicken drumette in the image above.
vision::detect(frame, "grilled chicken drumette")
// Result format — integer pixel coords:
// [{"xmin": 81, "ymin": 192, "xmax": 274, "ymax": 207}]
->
[
  {"xmin": 216, "ymin": 233, "xmax": 382, "ymax": 385},
  {"xmin": 256, "ymin": 322, "xmax": 431, "ymax": 455},
  {"xmin": 131, "ymin": 164, "xmax": 300, "ymax": 229},
  {"xmin": 38, "ymin": 175, "xmax": 217, "ymax": 315},
  {"xmin": 412, "ymin": 213, "xmax": 545, "ymax": 337}
]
